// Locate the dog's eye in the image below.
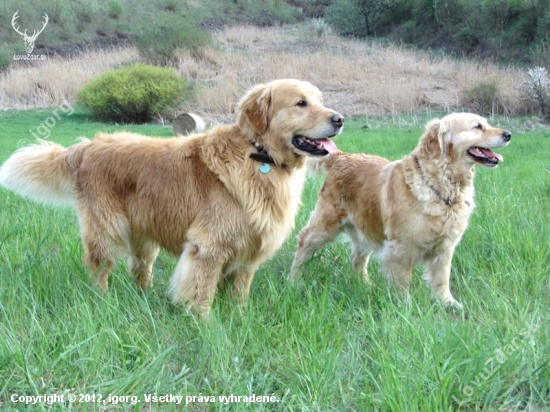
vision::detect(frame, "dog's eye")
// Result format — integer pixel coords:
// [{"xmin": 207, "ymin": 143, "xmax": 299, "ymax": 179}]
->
[
  {"xmin": 474, "ymin": 123, "xmax": 483, "ymax": 130},
  {"xmin": 296, "ymin": 100, "xmax": 307, "ymax": 107}
]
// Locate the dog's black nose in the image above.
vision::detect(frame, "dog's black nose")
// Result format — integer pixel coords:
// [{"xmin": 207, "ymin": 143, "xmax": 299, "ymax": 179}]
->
[
  {"xmin": 331, "ymin": 114, "xmax": 344, "ymax": 128},
  {"xmin": 503, "ymin": 131, "xmax": 511, "ymax": 141}
]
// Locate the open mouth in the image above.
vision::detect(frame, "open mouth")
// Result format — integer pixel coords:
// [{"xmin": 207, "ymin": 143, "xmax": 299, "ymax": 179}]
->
[
  {"xmin": 467, "ymin": 146, "xmax": 504, "ymax": 167},
  {"xmin": 292, "ymin": 135, "xmax": 338, "ymax": 156}
]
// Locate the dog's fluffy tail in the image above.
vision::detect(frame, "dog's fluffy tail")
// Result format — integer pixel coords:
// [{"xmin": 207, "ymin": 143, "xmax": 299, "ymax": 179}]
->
[{"xmin": 0, "ymin": 139, "xmax": 90, "ymax": 206}]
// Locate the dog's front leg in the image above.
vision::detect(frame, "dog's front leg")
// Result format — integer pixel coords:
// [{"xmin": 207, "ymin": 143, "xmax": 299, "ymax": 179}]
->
[
  {"xmin": 381, "ymin": 242, "xmax": 416, "ymax": 302},
  {"xmin": 424, "ymin": 251, "xmax": 463, "ymax": 311}
]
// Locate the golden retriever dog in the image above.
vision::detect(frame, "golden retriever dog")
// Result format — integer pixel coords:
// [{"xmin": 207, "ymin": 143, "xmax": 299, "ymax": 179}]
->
[
  {"xmin": 291, "ymin": 113, "xmax": 511, "ymax": 310},
  {"xmin": 0, "ymin": 79, "xmax": 344, "ymax": 316}
]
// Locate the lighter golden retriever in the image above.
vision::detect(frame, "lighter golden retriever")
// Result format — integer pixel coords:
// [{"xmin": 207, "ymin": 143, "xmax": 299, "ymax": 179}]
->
[
  {"xmin": 291, "ymin": 113, "xmax": 511, "ymax": 310},
  {"xmin": 0, "ymin": 79, "xmax": 344, "ymax": 316}
]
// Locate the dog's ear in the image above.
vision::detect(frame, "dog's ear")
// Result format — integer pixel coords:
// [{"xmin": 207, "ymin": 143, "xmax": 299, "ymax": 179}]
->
[
  {"xmin": 420, "ymin": 118, "xmax": 449, "ymax": 157},
  {"xmin": 237, "ymin": 83, "xmax": 272, "ymax": 135}
]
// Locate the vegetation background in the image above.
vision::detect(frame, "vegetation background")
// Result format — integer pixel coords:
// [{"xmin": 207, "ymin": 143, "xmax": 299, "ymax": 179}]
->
[
  {"xmin": 1, "ymin": 0, "xmax": 549, "ymax": 123},
  {"xmin": 0, "ymin": 0, "xmax": 549, "ymax": 410},
  {"xmin": 1, "ymin": 0, "xmax": 550, "ymax": 67}
]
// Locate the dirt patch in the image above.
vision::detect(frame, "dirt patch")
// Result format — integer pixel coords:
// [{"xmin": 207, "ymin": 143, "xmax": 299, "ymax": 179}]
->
[{"xmin": 34, "ymin": 31, "xmax": 135, "ymax": 59}]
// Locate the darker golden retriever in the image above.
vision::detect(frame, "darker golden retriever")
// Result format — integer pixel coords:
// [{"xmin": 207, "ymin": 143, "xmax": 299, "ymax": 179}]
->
[
  {"xmin": 291, "ymin": 113, "xmax": 511, "ymax": 310},
  {"xmin": 0, "ymin": 79, "xmax": 344, "ymax": 316}
]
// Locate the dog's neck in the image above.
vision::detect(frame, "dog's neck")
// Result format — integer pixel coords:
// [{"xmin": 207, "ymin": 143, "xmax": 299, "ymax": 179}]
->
[
  {"xmin": 246, "ymin": 133, "xmax": 305, "ymax": 170},
  {"xmin": 414, "ymin": 156, "xmax": 454, "ymax": 206},
  {"xmin": 249, "ymin": 140, "xmax": 277, "ymax": 165},
  {"xmin": 413, "ymin": 156, "xmax": 473, "ymax": 207}
]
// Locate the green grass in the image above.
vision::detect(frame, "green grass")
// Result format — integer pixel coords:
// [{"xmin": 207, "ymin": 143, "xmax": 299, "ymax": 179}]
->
[{"xmin": 0, "ymin": 109, "xmax": 549, "ymax": 411}]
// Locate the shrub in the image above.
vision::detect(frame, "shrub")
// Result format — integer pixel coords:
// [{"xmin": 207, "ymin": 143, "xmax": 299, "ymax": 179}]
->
[
  {"xmin": 462, "ymin": 79, "xmax": 503, "ymax": 115},
  {"xmin": 529, "ymin": 36, "xmax": 550, "ymax": 68},
  {"xmin": 522, "ymin": 67, "xmax": 550, "ymax": 120},
  {"xmin": 74, "ymin": 0, "xmax": 104, "ymax": 25},
  {"xmin": 453, "ymin": 25, "xmax": 480, "ymax": 54},
  {"xmin": 399, "ymin": 20, "xmax": 417, "ymax": 43},
  {"xmin": 163, "ymin": 0, "xmax": 182, "ymax": 13},
  {"xmin": 308, "ymin": 18, "xmax": 333, "ymax": 37},
  {"xmin": 136, "ymin": 16, "xmax": 212, "ymax": 66},
  {"xmin": 77, "ymin": 64, "xmax": 186, "ymax": 124},
  {"xmin": 325, "ymin": 0, "xmax": 364, "ymax": 36},
  {"xmin": 0, "ymin": 48, "xmax": 11, "ymax": 72},
  {"xmin": 107, "ymin": 0, "xmax": 123, "ymax": 19}
]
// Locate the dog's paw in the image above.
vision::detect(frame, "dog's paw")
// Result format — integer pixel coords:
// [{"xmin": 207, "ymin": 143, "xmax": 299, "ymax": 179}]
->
[
  {"xmin": 447, "ymin": 300, "xmax": 463, "ymax": 310},
  {"xmin": 444, "ymin": 299, "xmax": 468, "ymax": 318},
  {"xmin": 287, "ymin": 270, "xmax": 302, "ymax": 284}
]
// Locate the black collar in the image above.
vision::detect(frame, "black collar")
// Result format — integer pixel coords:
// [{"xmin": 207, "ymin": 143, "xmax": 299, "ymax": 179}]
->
[
  {"xmin": 414, "ymin": 156, "xmax": 455, "ymax": 207},
  {"xmin": 249, "ymin": 141, "xmax": 277, "ymax": 165}
]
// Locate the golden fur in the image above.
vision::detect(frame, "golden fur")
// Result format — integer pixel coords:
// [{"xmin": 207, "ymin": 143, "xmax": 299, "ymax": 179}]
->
[
  {"xmin": 291, "ymin": 113, "xmax": 511, "ymax": 309},
  {"xmin": 0, "ymin": 79, "xmax": 343, "ymax": 316}
]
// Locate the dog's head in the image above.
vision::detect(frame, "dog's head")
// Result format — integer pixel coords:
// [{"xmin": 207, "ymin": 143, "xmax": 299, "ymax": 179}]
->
[
  {"xmin": 418, "ymin": 112, "xmax": 511, "ymax": 169},
  {"xmin": 237, "ymin": 79, "xmax": 344, "ymax": 166}
]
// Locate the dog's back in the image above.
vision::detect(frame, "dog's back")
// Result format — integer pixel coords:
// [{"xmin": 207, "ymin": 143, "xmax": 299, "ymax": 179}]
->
[
  {"xmin": 315, "ymin": 153, "xmax": 389, "ymax": 244},
  {"xmin": 291, "ymin": 153, "xmax": 390, "ymax": 281}
]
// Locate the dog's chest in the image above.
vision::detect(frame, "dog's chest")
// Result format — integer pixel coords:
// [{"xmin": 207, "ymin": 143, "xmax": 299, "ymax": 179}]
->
[
  {"xmin": 231, "ymin": 166, "xmax": 307, "ymax": 263},
  {"xmin": 257, "ymin": 168, "xmax": 306, "ymax": 251},
  {"xmin": 420, "ymin": 196, "xmax": 474, "ymax": 247}
]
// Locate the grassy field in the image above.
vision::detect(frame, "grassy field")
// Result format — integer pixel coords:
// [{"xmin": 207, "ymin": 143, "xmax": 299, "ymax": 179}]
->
[{"xmin": 0, "ymin": 108, "xmax": 548, "ymax": 411}]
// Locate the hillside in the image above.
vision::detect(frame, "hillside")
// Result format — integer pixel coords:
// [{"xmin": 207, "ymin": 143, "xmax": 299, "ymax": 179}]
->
[
  {"xmin": 1, "ymin": 1, "xmax": 548, "ymax": 122},
  {"xmin": 1, "ymin": 23, "xmax": 540, "ymax": 124},
  {"xmin": 0, "ymin": 0, "xmax": 296, "ymax": 63},
  {"xmin": 2, "ymin": 0, "xmax": 549, "ymax": 67}
]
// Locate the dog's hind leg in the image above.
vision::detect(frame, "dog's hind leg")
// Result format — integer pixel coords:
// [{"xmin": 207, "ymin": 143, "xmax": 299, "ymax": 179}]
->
[
  {"xmin": 78, "ymin": 201, "xmax": 131, "ymax": 291},
  {"xmin": 424, "ymin": 251, "xmax": 462, "ymax": 310},
  {"xmin": 290, "ymin": 203, "xmax": 344, "ymax": 281},
  {"xmin": 128, "ymin": 236, "xmax": 159, "ymax": 292},
  {"xmin": 80, "ymin": 220, "xmax": 115, "ymax": 291},
  {"xmin": 169, "ymin": 242, "xmax": 225, "ymax": 317},
  {"xmin": 229, "ymin": 265, "xmax": 258, "ymax": 305}
]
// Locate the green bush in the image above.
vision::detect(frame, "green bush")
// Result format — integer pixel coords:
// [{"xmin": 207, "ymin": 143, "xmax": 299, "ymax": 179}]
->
[
  {"xmin": 529, "ymin": 36, "xmax": 550, "ymax": 67},
  {"xmin": 325, "ymin": 0, "xmax": 364, "ymax": 36},
  {"xmin": 461, "ymin": 79, "xmax": 504, "ymax": 115},
  {"xmin": 257, "ymin": 0, "xmax": 298, "ymax": 24},
  {"xmin": 399, "ymin": 20, "xmax": 417, "ymax": 43},
  {"xmin": 107, "ymin": 0, "xmax": 124, "ymax": 19},
  {"xmin": 453, "ymin": 25, "xmax": 480, "ymax": 54},
  {"xmin": 136, "ymin": 16, "xmax": 212, "ymax": 66},
  {"xmin": 77, "ymin": 64, "xmax": 186, "ymax": 124},
  {"xmin": 74, "ymin": 0, "xmax": 104, "ymax": 25},
  {"xmin": 162, "ymin": 0, "xmax": 182, "ymax": 12},
  {"xmin": 0, "ymin": 48, "xmax": 11, "ymax": 72}
]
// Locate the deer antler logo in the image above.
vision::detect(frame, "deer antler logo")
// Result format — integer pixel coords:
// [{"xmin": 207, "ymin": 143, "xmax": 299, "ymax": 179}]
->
[{"xmin": 12, "ymin": 11, "xmax": 49, "ymax": 55}]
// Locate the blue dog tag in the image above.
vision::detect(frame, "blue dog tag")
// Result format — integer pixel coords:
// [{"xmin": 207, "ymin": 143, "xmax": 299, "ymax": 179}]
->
[{"xmin": 259, "ymin": 163, "xmax": 271, "ymax": 174}]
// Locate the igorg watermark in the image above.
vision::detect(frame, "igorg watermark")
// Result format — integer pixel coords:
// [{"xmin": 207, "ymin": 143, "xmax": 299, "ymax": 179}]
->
[{"xmin": 28, "ymin": 102, "xmax": 74, "ymax": 141}]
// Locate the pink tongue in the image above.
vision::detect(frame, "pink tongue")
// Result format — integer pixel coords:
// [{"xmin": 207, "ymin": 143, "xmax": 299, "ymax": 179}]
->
[
  {"xmin": 479, "ymin": 147, "xmax": 504, "ymax": 162},
  {"xmin": 319, "ymin": 139, "xmax": 338, "ymax": 155}
]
